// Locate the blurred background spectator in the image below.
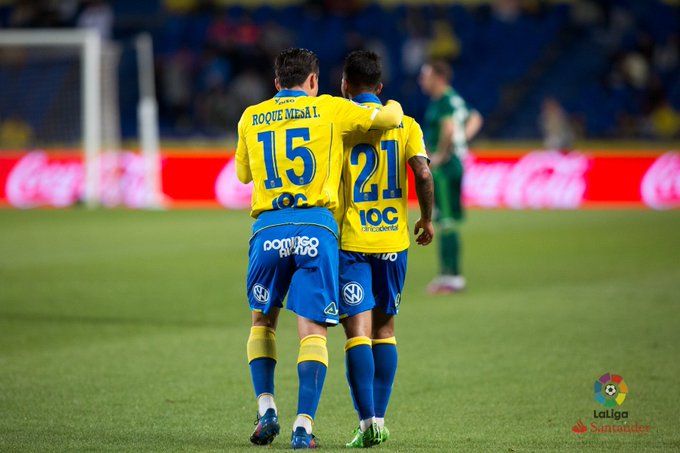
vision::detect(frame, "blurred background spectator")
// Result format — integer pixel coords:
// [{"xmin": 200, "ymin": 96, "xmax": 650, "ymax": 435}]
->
[
  {"xmin": 0, "ymin": 114, "xmax": 32, "ymax": 148},
  {"xmin": 540, "ymin": 96, "xmax": 574, "ymax": 151},
  {"xmin": 0, "ymin": 0, "xmax": 678, "ymax": 144}
]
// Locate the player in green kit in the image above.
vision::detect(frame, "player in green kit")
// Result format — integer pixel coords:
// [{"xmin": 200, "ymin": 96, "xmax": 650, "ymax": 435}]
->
[
  {"xmin": 235, "ymin": 48, "xmax": 404, "ymax": 449},
  {"xmin": 418, "ymin": 60, "xmax": 483, "ymax": 294},
  {"xmin": 337, "ymin": 50, "xmax": 434, "ymax": 447}
]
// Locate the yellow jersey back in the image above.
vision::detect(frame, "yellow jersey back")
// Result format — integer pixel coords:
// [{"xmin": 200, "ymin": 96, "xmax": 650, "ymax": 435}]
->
[
  {"xmin": 339, "ymin": 95, "xmax": 428, "ymax": 253},
  {"xmin": 236, "ymin": 90, "xmax": 378, "ymax": 218}
]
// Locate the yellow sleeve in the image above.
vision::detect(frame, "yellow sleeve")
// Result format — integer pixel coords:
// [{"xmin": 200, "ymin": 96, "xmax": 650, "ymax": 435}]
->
[
  {"xmin": 371, "ymin": 100, "xmax": 403, "ymax": 130},
  {"xmin": 330, "ymin": 96, "xmax": 378, "ymax": 133},
  {"xmin": 331, "ymin": 96, "xmax": 404, "ymax": 133},
  {"xmin": 404, "ymin": 118, "xmax": 430, "ymax": 161},
  {"xmin": 235, "ymin": 116, "xmax": 252, "ymax": 184}
]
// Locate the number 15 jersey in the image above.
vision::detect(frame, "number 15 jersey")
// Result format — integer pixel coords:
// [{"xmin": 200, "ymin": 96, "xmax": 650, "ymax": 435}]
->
[
  {"xmin": 235, "ymin": 89, "xmax": 380, "ymax": 219},
  {"xmin": 339, "ymin": 93, "xmax": 429, "ymax": 253}
]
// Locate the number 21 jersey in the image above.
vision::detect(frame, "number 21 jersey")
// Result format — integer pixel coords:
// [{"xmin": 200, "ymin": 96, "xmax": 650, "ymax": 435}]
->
[{"xmin": 338, "ymin": 94, "xmax": 428, "ymax": 253}]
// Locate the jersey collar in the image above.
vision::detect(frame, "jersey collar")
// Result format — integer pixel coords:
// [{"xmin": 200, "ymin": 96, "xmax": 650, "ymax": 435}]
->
[
  {"xmin": 352, "ymin": 93, "xmax": 382, "ymax": 105},
  {"xmin": 275, "ymin": 89, "xmax": 308, "ymax": 98}
]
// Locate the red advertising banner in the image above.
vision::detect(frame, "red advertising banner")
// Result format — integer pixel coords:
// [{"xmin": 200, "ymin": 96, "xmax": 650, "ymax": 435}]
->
[
  {"xmin": 0, "ymin": 150, "xmax": 678, "ymax": 210},
  {"xmin": 461, "ymin": 151, "xmax": 675, "ymax": 209}
]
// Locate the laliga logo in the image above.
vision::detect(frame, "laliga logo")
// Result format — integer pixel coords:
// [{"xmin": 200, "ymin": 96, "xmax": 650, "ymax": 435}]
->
[
  {"xmin": 342, "ymin": 282, "xmax": 364, "ymax": 306},
  {"xmin": 594, "ymin": 372, "xmax": 628, "ymax": 408},
  {"xmin": 252, "ymin": 284, "xmax": 270, "ymax": 304},
  {"xmin": 571, "ymin": 373, "xmax": 651, "ymax": 434},
  {"xmin": 641, "ymin": 152, "xmax": 680, "ymax": 210}
]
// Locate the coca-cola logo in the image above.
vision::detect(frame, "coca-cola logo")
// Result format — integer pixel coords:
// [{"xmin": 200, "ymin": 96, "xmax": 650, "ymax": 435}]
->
[
  {"xmin": 215, "ymin": 158, "xmax": 253, "ymax": 209},
  {"xmin": 6, "ymin": 152, "xmax": 83, "ymax": 208},
  {"xmin": 99, "ymin": 152, "xmax": 161, "ymax": 209},
  {"xmin": 464, "ymin": 151, "xmax": 590, "ymax": 209},
  {"xmin": 5, "ymin": 151, "xmax": 159, "ymax": 208},
  {"xmin": 641, "ymin": 152, "xmax": 680, "ymax": 210}
]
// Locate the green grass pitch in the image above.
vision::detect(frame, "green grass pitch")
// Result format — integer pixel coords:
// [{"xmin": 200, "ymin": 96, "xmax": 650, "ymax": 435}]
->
[{"xmin": 1, "ymin": 209, "xmax": 679, "ymax": 452}]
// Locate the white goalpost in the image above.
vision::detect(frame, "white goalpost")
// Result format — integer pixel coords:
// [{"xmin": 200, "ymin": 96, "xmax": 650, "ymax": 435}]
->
[
  {"xmin": 135, "ymin": 33, "xmax": 163, "ymax": 209},
  {"xmin": 0, "ymin": 29, "xmax": 162, "ymax": 209},
  {"xmin": 0, "ymin": 29, "xmax": 102, "ymax": 208}
]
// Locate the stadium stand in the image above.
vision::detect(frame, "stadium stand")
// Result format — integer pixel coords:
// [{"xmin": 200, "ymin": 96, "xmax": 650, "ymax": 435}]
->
[{"xmin": 1, "ymin": 0, "xmax": 678, "ymax": 142}]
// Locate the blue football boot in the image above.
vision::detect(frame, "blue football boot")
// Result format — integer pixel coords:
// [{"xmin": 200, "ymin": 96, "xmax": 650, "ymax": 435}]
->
[
  {"xmin": 291, "ymin": 426, "xmax": 317, "ymax": 449},
  {"xmin": 249, "ymin": 408, "xmax": 280, "ymax": 445}
]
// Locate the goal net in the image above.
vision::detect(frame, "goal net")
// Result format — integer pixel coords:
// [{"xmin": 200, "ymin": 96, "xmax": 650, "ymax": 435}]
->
[{"xmin": 0, "ymin": 29, "xmax": 125, "ymax": 208}]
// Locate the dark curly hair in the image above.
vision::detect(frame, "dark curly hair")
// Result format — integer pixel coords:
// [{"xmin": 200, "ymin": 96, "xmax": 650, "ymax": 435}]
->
[{"xmin": 343, "ymin": 50, "xmax": 382, "ymax": 90}]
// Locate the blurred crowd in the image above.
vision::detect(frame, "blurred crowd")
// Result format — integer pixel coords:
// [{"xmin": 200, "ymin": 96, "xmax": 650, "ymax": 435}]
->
[
  {"xmin": 4, "ymin": 0, "xmax": 113, "ymax": 38},
  {"xmin": 1, "ymin": 0, "xmax": 678, "ymax": 144},
  {"xmin": 569, "ymin": 0, "xmax": 680, "ymax": 140}
]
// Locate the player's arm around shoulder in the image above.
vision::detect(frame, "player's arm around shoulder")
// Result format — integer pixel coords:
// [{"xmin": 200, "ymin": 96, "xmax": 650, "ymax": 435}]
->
[
  {"xmin": 372, "ymin": 99, "xmax": 403, "ymax": 129},
  {"xmin": 406, "ymin": 118, "xmax": 434, "ymax": 246},
  {"xmin": 330, "ymin": 96, "xmax": 403, "ymax": 132}
]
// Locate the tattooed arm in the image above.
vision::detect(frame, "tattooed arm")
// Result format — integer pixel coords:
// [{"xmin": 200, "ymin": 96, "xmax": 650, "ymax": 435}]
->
[{"xmin": 408, "ymin": 155, "xmax": 434, "ymax": 246}]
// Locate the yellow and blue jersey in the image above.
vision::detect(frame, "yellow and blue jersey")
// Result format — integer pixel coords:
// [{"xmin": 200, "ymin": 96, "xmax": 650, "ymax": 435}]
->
[
  {"xmin": 338, "ymin": 93, "xmax": 428, "ymax": 253},
  {"xmin": 235, "ymin": 89, "xmax": 379, "ymax": 219}
]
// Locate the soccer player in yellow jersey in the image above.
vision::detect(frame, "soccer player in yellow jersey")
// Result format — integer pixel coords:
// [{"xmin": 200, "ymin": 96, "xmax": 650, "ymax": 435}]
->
[
  {"xmin": 336, "ymin": 50, "xmax": 435, "ymax": 448},
  {"xmin": 235, "ymin": 48, "xmax": 404, "ymax": 449}
]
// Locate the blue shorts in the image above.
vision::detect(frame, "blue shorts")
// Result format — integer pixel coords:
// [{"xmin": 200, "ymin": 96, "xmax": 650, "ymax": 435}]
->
[
  {"xmin": 246, "ymin": 208, "xmax": 340, "ymax": 325},
  {"xmin": 338, "ymin": 250, "xmax": 408, "ymax": 319}
]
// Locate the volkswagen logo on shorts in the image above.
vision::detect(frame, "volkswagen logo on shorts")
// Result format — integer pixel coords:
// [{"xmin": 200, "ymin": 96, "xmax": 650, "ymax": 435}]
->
[
  {"xmin": 342, "ymin": 282, "xmax": 364, "ymax": 306},
  {"xmin": 252, "ymin": 284, "xmax": 270, "ymax": 304}
]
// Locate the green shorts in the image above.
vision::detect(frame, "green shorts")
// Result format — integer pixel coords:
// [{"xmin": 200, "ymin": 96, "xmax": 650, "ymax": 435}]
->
[{"xmin": 433, "ymin": 155, "xmax": 464, "ymax": 223}]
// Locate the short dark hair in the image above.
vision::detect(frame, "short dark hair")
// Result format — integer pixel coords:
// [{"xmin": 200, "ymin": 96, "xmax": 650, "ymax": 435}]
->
[
  {"xmin": 343, "ymin": 50, "xmax": 382, "ymax": 90},
  {"xmin": 428, "ymin": 60, "xmax": 452, "ymax": 82},
  {"xmin": 274, "ymin": 48, "xmax": 319, "ymax": 89}
]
